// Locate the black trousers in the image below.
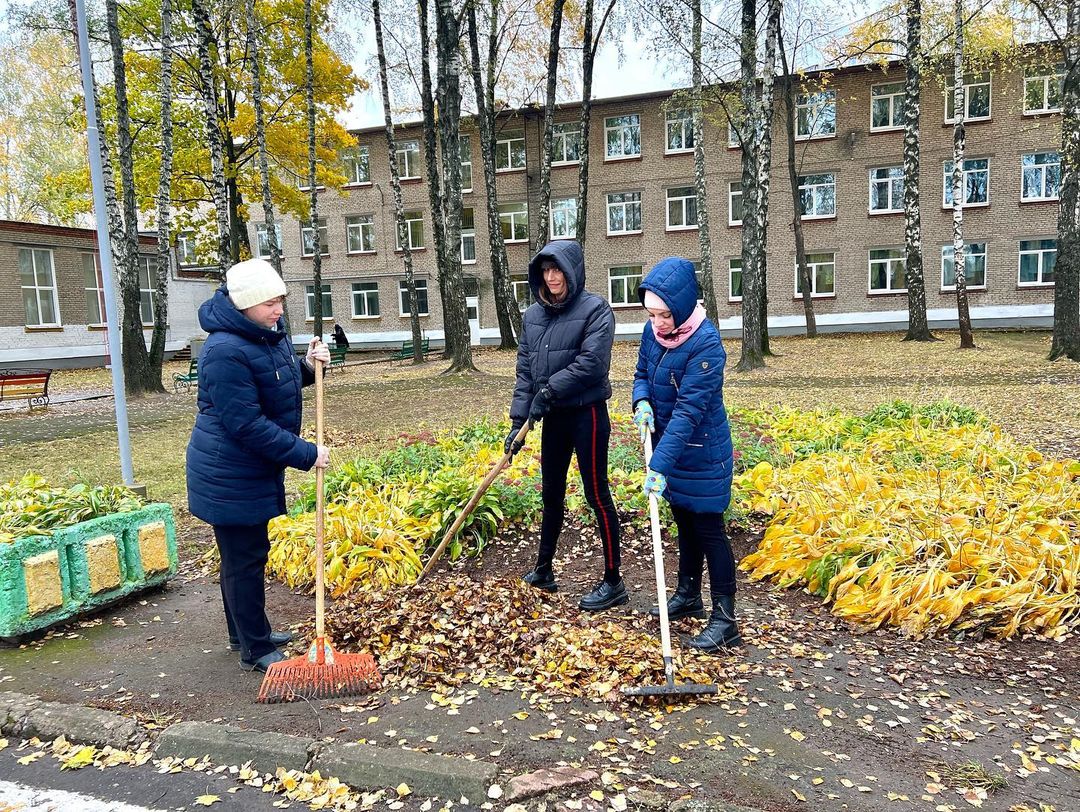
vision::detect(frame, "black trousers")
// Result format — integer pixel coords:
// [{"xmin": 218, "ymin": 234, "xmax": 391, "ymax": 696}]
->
[
  {"xmin": 213, "ymin": 523, "xmax": 274, "ymax": 660},
  {"xmin": 670, "ymin": 505, "xmax": 737, "ymax": 597},
  {"xmin": 537, "ymin": 401, "xmax": 621, "ymax": 579}
]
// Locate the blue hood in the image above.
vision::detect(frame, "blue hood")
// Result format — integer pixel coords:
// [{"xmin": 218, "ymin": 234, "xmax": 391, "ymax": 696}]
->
[
  {"xmin": 528, "ymin": 240, "xmax": 585, "ymax": 311},
  {"xmin": 638, "ymin": 257, "xmax": 699, "ymax": 328},
  {"xmin": 199, "ymin": 287, "xmax": 288, "ymax": 344}
]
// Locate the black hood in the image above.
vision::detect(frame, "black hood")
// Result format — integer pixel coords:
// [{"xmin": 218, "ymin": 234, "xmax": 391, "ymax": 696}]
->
[{"xmin": 527, "ymin": 240, "xmax": 585, "ymax": 311}]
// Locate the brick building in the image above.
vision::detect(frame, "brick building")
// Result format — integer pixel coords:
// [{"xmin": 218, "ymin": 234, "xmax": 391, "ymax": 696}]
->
[{"xmin": 260, "ymin": 58, "xmax": 1065, "ymax": 347}]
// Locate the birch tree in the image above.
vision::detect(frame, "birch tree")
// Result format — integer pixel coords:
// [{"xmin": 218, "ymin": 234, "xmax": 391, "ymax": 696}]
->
[
  {"xmin": 534, "ymin": 0, "xmax": 567, "ymax": 253},
  {"xmin": 755, "ymin": 0, "xmax": 781, "ymax": 355},
  {"xmin": 690, "ymin": 0, "xmax": 717, "ymax": 322},
  {"xmin": 150, "ymin": 0, "xmax": 174, "ymax": 373},
  {"xmin": 949, "ymin": 0, "xmax": 976, "ymax": 348}
]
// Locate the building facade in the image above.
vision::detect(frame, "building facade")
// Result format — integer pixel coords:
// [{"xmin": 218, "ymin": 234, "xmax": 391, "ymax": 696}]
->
[{"xmin": 259, "ymin": 58, "xmax": 1065, "ymax": 346}]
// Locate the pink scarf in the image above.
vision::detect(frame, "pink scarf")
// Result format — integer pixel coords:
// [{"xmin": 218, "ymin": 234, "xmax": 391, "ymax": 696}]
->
[{"xmin": 653, "ymin": 303, "xmax": 707, "ymax": 349}]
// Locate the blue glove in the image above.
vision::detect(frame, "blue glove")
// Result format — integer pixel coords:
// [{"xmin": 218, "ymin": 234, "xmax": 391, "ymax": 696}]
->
[
  {"xmin": 643, "ymin": 468, "xmax": 667, "ymax": 498},
  {"xmin": 633, "ymin": 401, "xmax": 655, "ymax": 442}
]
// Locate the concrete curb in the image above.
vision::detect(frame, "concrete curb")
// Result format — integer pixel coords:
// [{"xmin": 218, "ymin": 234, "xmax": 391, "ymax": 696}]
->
[
  {"xmin": 0, "ymin": 691, "xmax": 143, "ymax": 749},
  {"xmin": 155, "ymin": 721, "xmax": 315, "ymax": 775}
]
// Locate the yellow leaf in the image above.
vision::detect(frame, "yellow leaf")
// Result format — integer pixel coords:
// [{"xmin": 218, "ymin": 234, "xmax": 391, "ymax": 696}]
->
[
  {"xmin": 396, "ymin": 783, "xmax": 412, "ymax": 797},
  {"xmin": 512, "ymin": 711, "xmax": 529, "ymax": 720},
  {"xmin": 194, "ymin": 795, "xmax": 221, "ymax": 806},
  {"xmin": 17, "ymin": 752, "xmax": 43, "ymax": 765},
  {"xmin": 61, "ymin": 745, "xmax": 96, "ymax": 770},
  {"xmin": 590, "ymin": 790, "xmax": 605, "ymax": 801}
]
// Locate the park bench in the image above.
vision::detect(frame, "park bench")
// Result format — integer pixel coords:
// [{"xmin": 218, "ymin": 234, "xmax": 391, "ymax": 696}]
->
[
  {"xmin": 327, "ymin": 345, "xmax": 348, "ymax": 372},
  {"xmin": 0, "ymin": 369, "xmax": 52, "ymax": 409},
  {"xmin": 391, "ymin": 337, "xmax": 430, "ymax": 364},
  {"xmin": 172, "ymin": 359, "xmax": 198, "ymax": 394}
]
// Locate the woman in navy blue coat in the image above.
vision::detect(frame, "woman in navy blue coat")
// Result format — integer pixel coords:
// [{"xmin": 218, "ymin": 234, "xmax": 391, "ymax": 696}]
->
[
  {"xmin": 631, "ymin": 257, "xmax": 740, "ymax": 651},
  {"xmin": 186, "ymin": 259, "xmax": 330, "ymax": 673}
]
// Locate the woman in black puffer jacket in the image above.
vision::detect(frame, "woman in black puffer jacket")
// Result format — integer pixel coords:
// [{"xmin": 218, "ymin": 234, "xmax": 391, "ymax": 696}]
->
[{"xmin": 505, "ymin": 240, "xmax": 625, "ymax": 612}]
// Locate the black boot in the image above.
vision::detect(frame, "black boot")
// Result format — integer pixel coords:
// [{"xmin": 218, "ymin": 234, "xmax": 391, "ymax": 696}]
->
[
  {"xmin": 579, "ymin": 578, "xmax": 629, "ymax": 612},
  {"xmin": 523, "ymin": 564, "xmax": 557, "ymax": 593},
  {"xmin": 650, "ymin": 575, "xmax": 705, "ymax": 621},
  {"xmin": 685, "ymin": 594, "xmax": 741, "ymax": 652}
]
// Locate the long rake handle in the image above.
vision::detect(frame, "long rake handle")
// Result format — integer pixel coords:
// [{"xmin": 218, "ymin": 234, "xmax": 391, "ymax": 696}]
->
[
  {"xmin": 645, "ymin": 432, "xmax": 676, "ymax": 687},
  {"xmin": 314, "ymin": 357, "xmax": 326, "ymax": 645},
  {"xmin": 417, "ymin": 419, "xmax": 533, "ymax": 582}
]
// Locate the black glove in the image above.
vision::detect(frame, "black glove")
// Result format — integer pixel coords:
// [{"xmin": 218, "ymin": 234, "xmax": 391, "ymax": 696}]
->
[
  {"xmin": 529, "ymin": 388, "xmax": 553, "ymax": 421},
  {"xmin": 504, "ymin": 425, "xmax": 525, "ymax": 458}
]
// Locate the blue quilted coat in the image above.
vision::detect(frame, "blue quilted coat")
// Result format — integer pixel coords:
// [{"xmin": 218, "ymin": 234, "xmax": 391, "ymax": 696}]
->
[
  {"xmin": 632, "ymin": 258, "xmax": 734, "ymax": 514},
  {"xmin": 186, "ymin": 288, "xmax": 317, "ymax": 526}
]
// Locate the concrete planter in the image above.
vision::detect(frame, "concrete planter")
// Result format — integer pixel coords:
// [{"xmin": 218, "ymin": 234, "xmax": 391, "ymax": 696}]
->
[{"xmin": 0, "ymin": 503, "xmax": 177, "ymax": 639}]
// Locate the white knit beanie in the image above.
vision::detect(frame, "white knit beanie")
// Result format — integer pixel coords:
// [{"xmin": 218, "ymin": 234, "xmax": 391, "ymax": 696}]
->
[
  {"xmin": 643, "ymin": 289, "xmax": 668, "ymax": 311},
  {"xmin": 226, "ymin": 258, "xmax": 288, "ymax": 311}
]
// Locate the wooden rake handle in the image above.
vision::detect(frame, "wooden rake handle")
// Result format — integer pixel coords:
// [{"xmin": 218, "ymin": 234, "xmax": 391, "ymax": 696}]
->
[{"xmin": 416, "ymin": 419, "xmax": 533, "ymax": 583}]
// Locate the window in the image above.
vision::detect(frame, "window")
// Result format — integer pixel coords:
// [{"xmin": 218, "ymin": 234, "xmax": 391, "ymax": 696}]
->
[
  {"xmin": 1024, "ymin": 65, "xmax": 1063, "ymax": 114},
  {"xmin": 19, "ymin": 248, "xmax": 60, "ymax": 327},
  {"xmin": 1018, "ymin": 239, "xmax": 1056, "ymax": 286},
  {"xmin": 871, "ymin": 81, "xmax": 905, "ymax": 130},
  {"xmin": 464, "ymin": 277, "xmax": 480, "ymax": 321},
  {"xmin": 606, "ymin": 192, "xmax": 642, "ymax": 234},
  {"xmin": 511, "ymin": 275, "xmax": 531, "ymax": 311},
  {"xmin": 498, "ymin": 202, "xmax": 528, "ymax": 242},
  {"xmin": 351, "ymin": 282, "xmax": 380, "ymax": 318},
  {"xmin": 796, "ymin": 90, "xmax": 836, "ymax": 139},
  {"xmin": 799, "ymin": 173, "xmax": 836, "ymax": 218},
  {"xmin": 869, "ymin": 166, "xmax": 904, "ymax": 213},
  {"xmin": 346, "ymin": 215, "xmax": 375, "ymax": 253},
  {"xmin": 461, "ymin": 208, "xmax": 476, "ymax": 264},
  {"xmin": 305, "ymin": 284, "xmax": 333, "ymax": 319},
  {"xmin": 395, "ymin": 212, "xmax": 425, "ymax": 250},
  {"xmin": 301, "ymin": 218, "xmax": 329, "ymax": 256},
  {"xmin": 177, "ymin": 231, "xmax": 197, "ymax": 265},
  {"xmin": 691, "ymin": 261, "xmax": 704, "ymax": 301},
  {"xmin": 398, "ymin": 279, "xmax": 429, "ymax": 316},
  {"xmin": 729, "ymin": 258, "xmax": 743, "ymax": 302},
  {"xmin": 941, "ymin": 243, "xmax": 987, "ymax": 290},
  {"xmin": 729, "ymin": 182, "xmax": 743, "ymax": 225},
  {"xmin": 82, "ymin": 253, "xmax": 105, "ymax": 326},
  {"xmin": 869, "ymin": 248, "xmax": 907, "ymax": 293},
  {"xmin": 727, "ymin": 121, "xmax": 740, "ymax": 148},
  {"xmin": 605, "ymin": 114, "xmax": 641, "ymax": 160},
  {"xmin": 552, "ymin": 122, "xmax": 581, "ymax": 165},
  {"xmin": 137, "ymin": 256, "xmax": 157, "ymax": 324},
  {"xmin": 795, "ymin": 252, "xmax": 836, "ymax": 297},
  {"xmin": 495, "ymin": 130, "xmax": 526, "ymax": 171},
  {"xmin": 1021, "ymin": 152, "xmax": 1060, "ymax": 200},
  {"xmin": 459, "ymin": 135, "xmax": 473, "ymax": 192},
  {"xmin": 608, "ymin": 265, "xmax": 643, "ymax": 306},
  {"xmin": 551, "ymin": 198, "xmax": 577, "ymax": 240},
  {"xmin": 945, "ymin": 72, "xmax": 991, "ymax": 122},
  {"xmin": 943, "ymin": 158, "xmax": 989, "ymax": 207},
  {"xmin": 343, "ymin": 146, "xmax": 370, "ymax": 185},
  {"xmin": 666, "ymin": 186, "xmax": 698, "ymax": 230},
  {"xmin": 396, "ymin": 140, "xmax": 421, "ymax": 180},
  {"xmin": 666, "ymin": 109, "xmax": 694, "ymax": 153},
  {"xmin": 255, "ymin": 223, "xmax": 282, "ymax": 259}
]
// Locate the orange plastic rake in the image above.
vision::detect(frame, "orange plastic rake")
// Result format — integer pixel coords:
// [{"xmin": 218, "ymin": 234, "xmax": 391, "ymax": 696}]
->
[{"xmin": 258, "ymin": 356, "xmax": 382, "ymax": 703}]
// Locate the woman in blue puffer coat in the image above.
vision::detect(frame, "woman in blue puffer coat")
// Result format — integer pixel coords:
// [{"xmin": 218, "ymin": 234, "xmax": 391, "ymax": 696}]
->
[
  {"xmin": 186, "ymin": 259, "xmax": 330, "ymax": 674},
  {"xmin": 631, "ymin": 257, "xmax": 740, "ymax": 652}
]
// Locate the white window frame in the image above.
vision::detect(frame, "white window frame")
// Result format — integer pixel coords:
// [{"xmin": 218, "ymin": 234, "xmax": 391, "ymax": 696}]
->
[
  {"xmin": 498, "ymin": 202, "xmax": 529, "ymax": 243},
  {"xmin": 868, "ymin": 248, "xmax": 907, "ymax": 294},
  {"xmin": 351, "ymin": 281, "xmax": 380, "ymax": 319},
  {"xmin": 665, "ymin": 109, "xmax": 694, "ymax": 154},
  {"xmin": 604, "ymin": 114, "xmax": 641, "ymax": 160},
  {"xmin": 941, "ymin": 243, "xmax": 988, "ymax": 291},
  {"xmin": 868, "ymin": 166, "xmax": 904, "ymax": 214},
  {"xmin": 300, "ymin": 219, "xmax": 329, "ymax": 257},
  {"xmin": 795, "ymin": 252, "xmax": 836, "ymax": 298},
  {"xmin": 398, "ymin": 279, "xmax": 429, "ymax": 317},
  {"xmin": 81, "ymin": 252, "xmax": 106, "ymax": 326},
  {"xmin": 177, "ymin": 231, "xmax": 197, "ymax": 265},
  {"xmin": 795, "ymin": 90, "xmax": 837, "ymax": 140},
  {"xmin": 666, "ymin": 186, "xmax": 698, "ymax": 230},
  {"xmin": 346, "ymin": 215, "xmax": 376, "ymax": 254},
  {"xmin": 137, "ymin": 255, "xmax": 157, "ymax": 325},
  {"xmin": 727, "ymin": 121, "xmax": 740, "ymax": 148},
  {"xmin": 1024, "ymin": 66, "xmax": 1064, "ymax": 114},
  {"xmin": 945, "ymin": 72, "xmax": 992, "ymax": 123},
  {"xmin": 606, "ymin": 191, "xmax": 642, "ymax": 235},
  {"xmin": 729, "ymin": 257, "xmax": 743, "ymax": 302},
  {"xmin": 550, "ymin": 198, "xmax": 578, "ymax": 240},
  {"xmin": 511, "ymin": 275, "xmax": 531, "ymax": 312},
  {"xmin": 942, "ymin": 158, "xmax": 990, "ymax": 208},
  {"xmin": 1020, "ymin": 152, "xmax": 1060, "ymax": 201},
  {"xmin": 870, "ymin": 81, "xmax": 905, "ymax": 131},
  {"xmin": 1018, "ymin": 238, "xmax": 1056, "ymax": 287},
  {"xmin": 305, "ymin": 283, "xmax": 333, "ymax": 321},
  {"xmin": 799, "ymin": 173, "xmax": 837, "ymax": 219},
  {"xmin": 495, "ymin": 131, "xmax": 526, "ymax": 172},
  {"xmin": 19, "ymin": 247, "xmax": 61, "ymax": 328},
  {"xmin": 460, "ymin": 207, "xmax": 476, "ymax": 264},
  {"xmin": 255, "ymin": 223, "xmax": 282, "ymax": 259},
  {"xmin": 608, "ymin": 265, "xmax": 643, "ymax": 306},
  {"xmin": 395, "ymin": 212, "xmax": 425, "ymax": 251},
  {"xmin": 728, "ymin": 182, "xmax": 743, "ymax": 226},
  {"xmin": 459, "ymin": 134, "xmax": 473, "ymax": 193},
  {"xmin": 552, "ymin": 122, "xmax": 581, "ymax": 165},
  {"xmin": 396, "ymin": 140, "xmax": 421, "ymax": 180},
  {"xmin": 343, "ymin": 145, "xmax": 370, "ymax": 186}
]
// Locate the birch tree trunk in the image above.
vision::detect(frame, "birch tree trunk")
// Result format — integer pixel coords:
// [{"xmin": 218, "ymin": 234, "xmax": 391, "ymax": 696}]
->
[
  {"xmin": 574, "ymin": 0, "xmax": 615, "ymax": 254},
  {"xmin": 951, "ymin": 0, "xmax": 975, "ymax": 349},
  {"xmin": 192, "ymin": 0, "xmax": 231, "ymax": 273},
  {"xmin": 1051, "ymin": 4, "xmax": 1080, "ymax": 362},
  {"xmin": 902, "ymin": 0, "xmax": 934, "ymax": 341},
  {"xmin": 756, "ymin": 0, "xmax": 780, "ymax": 353},
  {"xmin": 373, "ymin": 0, "xmax": 423, "ymax": 360},
  {"xmin": 149, "ymin": 0, "xmax": 173, "ymax": 375},
  {"xmin": 534, "ymin": 0, "xmax": 566, "ymax": 253},
  {"xmin": 304, "ymin": 0, "xmax": 323, "ymax": 337},
  {"xmin": 467, "ymin": 0, "xmax": 519, "ymax": 347},
  {"xmin": 691, "ymin": 0, "xmax": 717, "ymax": 323}
]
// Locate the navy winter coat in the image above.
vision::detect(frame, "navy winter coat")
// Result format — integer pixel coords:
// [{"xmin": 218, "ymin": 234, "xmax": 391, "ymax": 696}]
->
[
  {"xmin": 186, "ymin": 288, "xmax": 317, "ymax": 526},
  {"xmin": 632, "ymin": 258, "xmax": 734, "ymax": 514},
  {"xmin": 510, "ymin": 240, "xmax": 615, "ymax": 425}
]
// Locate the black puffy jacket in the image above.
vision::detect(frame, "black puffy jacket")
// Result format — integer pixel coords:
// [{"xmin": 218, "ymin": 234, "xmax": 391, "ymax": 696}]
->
[{"xmin": 510, "ymin": 240, "xmax": 615, "ymax": 425}]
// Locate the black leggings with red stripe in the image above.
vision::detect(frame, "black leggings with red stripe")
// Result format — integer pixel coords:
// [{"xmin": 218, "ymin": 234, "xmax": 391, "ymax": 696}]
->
[{"xmin": 537, "ymin": 401, "xmax": 621, "ymax": 581}]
